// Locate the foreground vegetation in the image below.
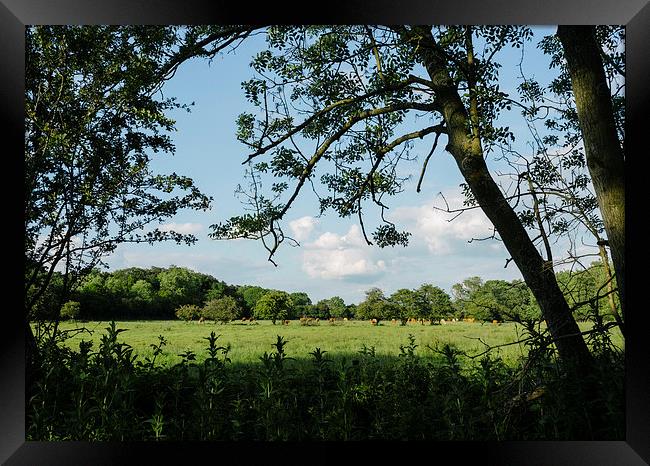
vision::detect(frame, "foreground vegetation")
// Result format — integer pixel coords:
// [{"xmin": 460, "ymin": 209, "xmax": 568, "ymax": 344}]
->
[{"xmin": 28, "ymin": 320, "xmax": 624, "ymax": 441}]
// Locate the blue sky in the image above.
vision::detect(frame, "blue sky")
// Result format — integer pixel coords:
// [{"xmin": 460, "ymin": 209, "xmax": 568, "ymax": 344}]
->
[{"xmin": 104, "ymin": 26, "xmax": 569, "ymax": 305}]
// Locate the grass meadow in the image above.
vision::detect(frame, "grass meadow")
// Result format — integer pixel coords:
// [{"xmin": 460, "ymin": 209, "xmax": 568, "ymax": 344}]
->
[{"xmin": 56, "ymin": 319, "xmax": 623, "ymax": 367}]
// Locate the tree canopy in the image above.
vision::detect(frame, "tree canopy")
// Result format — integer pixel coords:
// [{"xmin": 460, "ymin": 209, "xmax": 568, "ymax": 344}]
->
[
  {"xmin": 206, "ymin": 25, "xmax": 624, "ymax": 372},
  {"xmin": 253, "ymin": 290, "xmax": 293, "ymax": 324}
]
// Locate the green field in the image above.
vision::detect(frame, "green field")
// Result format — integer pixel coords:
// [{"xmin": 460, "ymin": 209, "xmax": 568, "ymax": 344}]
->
[{"xmin": 55, "ymin": 319, "xmax": 623, "ymax": 367}]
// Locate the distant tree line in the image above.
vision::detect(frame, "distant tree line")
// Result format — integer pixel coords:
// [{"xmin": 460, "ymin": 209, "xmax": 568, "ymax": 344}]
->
[{"xmin": 43, "ymin": 262, "xmax": 618, "ymax": 325}]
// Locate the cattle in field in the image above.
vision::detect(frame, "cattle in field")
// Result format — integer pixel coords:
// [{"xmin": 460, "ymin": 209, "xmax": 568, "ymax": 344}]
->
[
  {"xmin": 343, "ymin": 317, "xmax": 348, "ymax": 322},
  {"xmin": 370, "ymin": 318, "xmax": 378, "ymax": 326},
  {"xmin": 283, "ymin": 319, "xmax": 290, "ymax": 325},
  {"xmin": 492, "ymin": 319, "xmax": 500, "ymax": 325},
  {"xmin": 328, "ymin": 317, "xmax": 336, "ymax": 323},
  {"xmin": 440, "ymin": 319, "xmax": 446, "ymax": 325},
  {"xmin": 391, "ymin": 319, "xmax": 397, "ymax": 325},
  {"xmin": 241, "ymin": 317, "xmax": 249, "ymax": 322},
  {"xmin": 198, "ymin": 317, "xmax": 205, "ymax": 324}
]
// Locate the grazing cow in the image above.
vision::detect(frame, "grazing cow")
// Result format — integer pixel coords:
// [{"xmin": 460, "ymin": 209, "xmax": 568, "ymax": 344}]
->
[
  {"xmin": 198, "ymin": 317, "xmax": 205, "ymax": 324},
  {"xmin": 370, "ymin": 318, "xmax": 378, "ymax": 326},
  {"xmin": 241, "ymin": 317, "xmax": 249, "ymax": 322},
  {"xmin": 343, "ymin": 317, "xmax": 348, "ymax": 322},
  {"xmin": 492, "ymin": 319, "xmax": 500, "ymax": 325},
  {"xmin": 328, "ymin": 317, "xmax": 336, "ymax": 323},
  {"xmin": 440, "ymin": 319, "xmax": 446, "ymax": 325}
]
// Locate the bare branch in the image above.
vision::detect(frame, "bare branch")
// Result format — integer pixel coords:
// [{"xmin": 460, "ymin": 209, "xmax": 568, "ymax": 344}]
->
[
  {"xmin": 416, "ymin": 131, "xmax": 442, "ymax": 193},
  {"xmin": 242, "ymin": 77, "xmax": 433, "ymax": 164}
]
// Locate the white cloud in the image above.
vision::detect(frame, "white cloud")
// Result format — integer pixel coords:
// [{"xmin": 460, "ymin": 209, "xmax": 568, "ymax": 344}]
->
[
  {"xmin": 288, "ymin": 216, "xmax": 318, "ymax": 242},
  {"xmin": 392, "ymin": 194, "xmax": 494, "ymax": 254},
  {"xmin": 159, "ymin": 222, "xmax": 204, "ymax": 235},
  {"xmin": 301, "ymin": 224, "xmax": 387, "ymax": 280}
]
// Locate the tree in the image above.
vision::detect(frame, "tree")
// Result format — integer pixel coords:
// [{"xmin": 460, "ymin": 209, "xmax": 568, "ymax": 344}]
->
[
  {"xmin": 310, "ymin": 300, "xmax": 332, "ymax": 319},
  {"xmin": 475, "ymin": 280, "xmax": 515, "ymax": 322},
  {"xmin": 210, "ymin": 25, "xmax": 595, "ymax": 371},
  {"xmin": 157, "ymin": 266, "xmax": 204, "ymax": 309},
  {"xmin": 24, "ymin": 25, "xmax": 254, "ymax": 389},
  {"xmin": 24, "ymin": 26, "xmax": 225, "ymax": 317},
  {"xmin": 356, "ymin": 288, "xmax": 396, "ymax": 322},
  {"xmin": 452, "ymin": 278, "xmax": 537, "ymax": 322},
  {"xmin": 202, "ymin": 296, "xmax": 243, "ymax": 324},
  {"xmin": 74, "ymin": 269, "xmax": 110, "ymax": 319},
  {"xmin": 289, "ymin": 292, "xmax": 312, "ymax": 319},
  {"xmin": 237, "ymin": 285, "xmax": 271, "ymax": 316},
  {"xmin": 556, "ymin": 26, "xmax": 625, "ymax": 322},
  {"xmin": 346, "ymin": 304, "xmax": 358, "ymax": 319},
  {"xmin": 60, "ymin": 301, "xmax": 81, "ymax": 321},
  {"xmin": 511, "ymin": 26, "xmax": 625, "ymax": 335},
  {"xmin": 253, "ymin": 290, "xmax": 293, "ymax": 324},
  {"xmin": 129, "ymin": 279, "xmax": 156, "ymax": 317},
  {"xmin": 389, "ymin": 288, "xmax": 423, "ymax": 325},
  {"xmin": 556, "ymin": 261, "xmax": 619, "ymax": 323},
  {"xmin": 451, "ymin": 277, "xmax": 484, "ymax": 318},
  {"xmin": 325, "ymin": 296, "xmax": 348, "ymax": 318},
  {"xmin": 500, "ymin": 280, "xmax": 540, "ymax": 322},
  {"xmin": 130, "ymin": 279, "xmax": 154, "ymax": 303},
  {"xmin": 205, "ymin": 281, "xmax": 230, "ymax": 302},
  {"xmin": 417, "ymin": 284, "xmax": 453, "ymax": 323},
  {"xmin": 28, "ymin": 270, "xmax": 67, "ymax": 321}
]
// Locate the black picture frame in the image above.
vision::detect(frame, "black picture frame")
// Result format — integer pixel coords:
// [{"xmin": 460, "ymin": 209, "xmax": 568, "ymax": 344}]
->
[{"xmin": 2, "ymin": 1, "xmax": 648, "ymax": 464}]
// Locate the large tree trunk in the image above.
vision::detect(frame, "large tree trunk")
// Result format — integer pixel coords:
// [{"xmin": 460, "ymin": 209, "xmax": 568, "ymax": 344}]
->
[
  {"xmin": 407, "ymin": 26, "xmax": 593, "ymax": 370},
  {"xmin": 557, "ymin": 25, "xmax": 625, "ymax": 322}
]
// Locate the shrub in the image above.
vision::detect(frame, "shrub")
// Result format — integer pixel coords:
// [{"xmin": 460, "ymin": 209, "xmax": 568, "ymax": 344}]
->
[
  {"xmin": 202, "ymin": 296, "xmax": 243, "ymax": 324},
  {"xmin": 60, "ymin": 301, "xmax": 81, "ymax": 320},
  {"xmin": 175, "ymin": 304, "xmax": 201, "ymax": 321}
]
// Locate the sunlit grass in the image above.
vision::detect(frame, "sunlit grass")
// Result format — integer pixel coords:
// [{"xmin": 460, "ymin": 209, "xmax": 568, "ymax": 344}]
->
[{"xmin": 55, "ymin": 319, "xmax": 623, "ymax": 367}]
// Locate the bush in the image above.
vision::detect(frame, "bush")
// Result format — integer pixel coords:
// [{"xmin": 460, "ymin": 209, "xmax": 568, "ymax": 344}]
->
[
  {"xmin": 60, "ymin": 301, "xmax": 81, "ymax": 320},
  {"xmin": 202, "ymin": 296, "xmax": 242, "ymax": 324},
  {"xmin": 175, "ymin": 304, "xmax": 201, "ymax": 321}
]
